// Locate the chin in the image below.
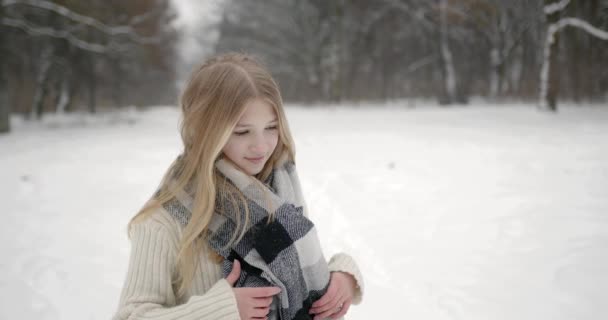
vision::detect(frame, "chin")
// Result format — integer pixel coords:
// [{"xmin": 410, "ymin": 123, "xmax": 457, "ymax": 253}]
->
[
  {"xmin": 248, "ymin": 167, "xmax": 263, "ymax": 176},
  {"xmin": 237, "ymin": 164, "xmax": 259, "ymax": 176},
  {"xmin": 233, "ymin": 160, "xmax": 266, "ymax": 176}
]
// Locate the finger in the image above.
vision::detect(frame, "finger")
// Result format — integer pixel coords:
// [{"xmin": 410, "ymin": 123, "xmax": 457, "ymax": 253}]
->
[
  {"xmin": 311, "ymin": 284, "xmax": 338, "ymax": 308},
  {"xmin": 313, "ymin": 300, "xmax": 343, "ymax": 320},
  {"xmin": 225, "ymin": 260, "xmax": 241, "ymax": 286},
  {"xmin": 310, "ymin": 292, "xmax": 343, "ymax": 315},
  {"xmin": 330, "ymin": 300, "xmax": 351, "ymax": 319},
  {"xmin": 252, "ymin": 296, "xmax": 273, "ymax": 307},
  {"xmin": 252, "ymin": 306, "xmax": 270, "ymax": 317},
  {"xmin": 243, "ymin": 286, "xmax": 282, "ymax": 298}
]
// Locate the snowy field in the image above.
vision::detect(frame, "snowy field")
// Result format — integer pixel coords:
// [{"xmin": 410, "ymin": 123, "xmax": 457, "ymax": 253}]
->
[{"xmin": 1, "ymin": 102, "xmax": 607, "ymax": 320}]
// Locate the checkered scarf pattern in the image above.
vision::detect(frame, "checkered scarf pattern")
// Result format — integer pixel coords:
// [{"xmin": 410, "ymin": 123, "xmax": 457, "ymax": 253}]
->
[{"xmin": 161, "ymin": 156, "xmax": 330, "ymax": 320}]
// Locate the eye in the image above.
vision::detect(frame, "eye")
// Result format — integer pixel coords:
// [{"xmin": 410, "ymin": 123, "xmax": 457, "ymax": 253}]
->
[
  {"xmin": 266, "ymin": 125, "xmax": 278, "ymax": 131},
  {"xmin": 234, "ymin": 130, "xmax": 248, "ymax": 136}
]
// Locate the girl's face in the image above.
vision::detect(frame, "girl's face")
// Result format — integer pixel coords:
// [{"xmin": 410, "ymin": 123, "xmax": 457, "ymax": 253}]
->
[{"xmin": 222, "ymin": 98, "xmax": 279, "ymax": 175}]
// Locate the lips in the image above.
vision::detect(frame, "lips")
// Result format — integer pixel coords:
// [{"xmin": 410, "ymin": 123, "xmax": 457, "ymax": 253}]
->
[{"xmin": 245, "ymin": 156, "xmax": 264, "ymax": 163}]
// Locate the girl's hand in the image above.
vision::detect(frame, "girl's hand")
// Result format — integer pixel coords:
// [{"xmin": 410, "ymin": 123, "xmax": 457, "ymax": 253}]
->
[
  {"xmin": 226, "ymin": 259, "xmax": 281, "ymax": 320},
  {"xmin": 309, "ymin": 271, "xmax": 357, "ymax": 320}
]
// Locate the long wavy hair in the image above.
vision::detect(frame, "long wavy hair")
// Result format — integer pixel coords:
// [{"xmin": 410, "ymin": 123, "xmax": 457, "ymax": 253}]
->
[{"xmin": 126, "ymin": 52, "xmax": 296, "ymax": 299}]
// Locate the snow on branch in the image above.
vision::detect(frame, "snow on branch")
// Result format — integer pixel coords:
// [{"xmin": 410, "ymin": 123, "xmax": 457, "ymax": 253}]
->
[
  {"xmin": 405, "ymin": 55, "xmax": 437, "ymax": 74},
  {"xmin": 550, "ymin": 17, "xmax": 608, "ymax": 40},
  {"xmin": 128, "ymin": 8, "xmax": 163, "ymax": 26},
  {"xmin": 1, "ymin": 17, "xmax": 128, "ymax": 53},
  {"xmin": 539, "ymin": 17, "xmax": 608, "ymax": 108},
  {"xmin": 1, "ymin": 0, "xmax": 160, "ymax": 45},
  {"xmin": 544, "ymin": 0, "xmax": 570, "ymax": 15}
]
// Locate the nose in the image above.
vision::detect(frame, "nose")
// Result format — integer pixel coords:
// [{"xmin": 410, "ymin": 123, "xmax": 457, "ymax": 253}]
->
[{"xmin": 249, "ymin": 134, "xmax": 268, "ymax": 155}]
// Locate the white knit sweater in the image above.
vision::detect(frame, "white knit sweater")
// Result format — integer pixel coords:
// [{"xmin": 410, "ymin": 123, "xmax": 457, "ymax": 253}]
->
[{"xmin": 112, "ymin": 206, "xmax": 364, "ymax": 320}]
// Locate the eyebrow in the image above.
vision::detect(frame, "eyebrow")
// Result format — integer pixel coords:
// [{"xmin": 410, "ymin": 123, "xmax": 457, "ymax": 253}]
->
[{"xmin": 236, "ymin": 118, "xmax": 278, "ymax": 127}]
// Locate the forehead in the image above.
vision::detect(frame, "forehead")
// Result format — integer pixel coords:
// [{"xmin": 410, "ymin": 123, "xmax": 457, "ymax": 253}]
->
[{"xmin": 237, "ymin": 98, "xmax": 277, "ymax": 123}]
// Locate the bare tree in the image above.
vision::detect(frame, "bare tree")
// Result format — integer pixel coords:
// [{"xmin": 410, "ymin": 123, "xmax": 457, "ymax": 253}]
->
[
  {"xmin": 0, "ymin": 0, "xmax": 176, "ymax": 132},
  {"xmin": 1, "ymin": 0, "xmax": 160, "ymax": 52},
  {"xmin": 539, "ymin": 0, "xmax": 608, "ymax": 111},
  {"xmin": 211, "ymin": 0, "xmax": 607, "ymax": 106}
]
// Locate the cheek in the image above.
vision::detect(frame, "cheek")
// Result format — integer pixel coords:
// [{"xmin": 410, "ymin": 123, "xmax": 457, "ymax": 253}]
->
[
  {"xmin": 267, "ymin": 134, "xmax": 279, "ymax": 151},
  {"xmin": 222, "ymin": 139, "xmax": 242, "ymax": 158}
]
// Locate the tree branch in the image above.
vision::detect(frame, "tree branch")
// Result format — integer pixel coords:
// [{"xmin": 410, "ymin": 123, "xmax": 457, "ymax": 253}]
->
[
  {"xmin": 1, "ymin": 17, "xmax": 129, "ymax": 53},
  {"xmin": 544, "ymin": 0, "xmax": 570, "ymax": 15},
  {"xmin": 2, "ymin": 0, "xmax": 160, "ymax": 44},
  {"xmin": 539, "ymin": 17, "xmax": 608, "ymax": 108},
  {"xmin": 550, "ymin": 17, "xmax": 608, "ymax": 40}
]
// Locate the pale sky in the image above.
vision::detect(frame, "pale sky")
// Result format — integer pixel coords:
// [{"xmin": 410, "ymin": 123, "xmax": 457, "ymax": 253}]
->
[
  {"xmin": 172, "ymin": 0, "xmax": 215, "ymax": 29},
  {"xmin": 171, "ymin": 0, "xmax": 224, "ymax": 81}
]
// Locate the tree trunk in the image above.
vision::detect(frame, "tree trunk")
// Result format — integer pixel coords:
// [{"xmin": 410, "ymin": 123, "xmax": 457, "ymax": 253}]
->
[
  {"xmin": 489, "ymin": 47, "xmax": 501, "ymax": 98},
  {"xmin": 509, "ymin": 44, "xmax": 524, "ymax": 96},
  {"xmin": 56, "ymin": 77, "xmax": 71, "ymax": 114},
  {"xmin": 329, "ymin": 0, "xmax": 345, "ymax": 103},
  {"xmin": 31, "ymin": 46, "xmax": 53, "ymax": 119},
  {"xmin": 539, "ymin": 16, "xmax": 608, "ymax": 110},
  {"xmin": 0, "ymin": 71, "xmax": 9, "ymax": 134},
  {"xmin": 546, "ymin": 19, "xmax": 560, "ymax": 110},
  {"xmin": 88, "ymin": 55, "xmax": 97, "ymax": 114},
  {"xmin": 438, "ymin": 0, "xmax": 457, "ymax": 105},
  {"xmin": 541, "ymin": 0, "xmax": 563, "ymax": 111},
  {"xmin": 111, "ymin": 57, "xmax": 123, "ymax": 108},
  {"xmin": 0, "ymin": 6, "xmax": 9, "ymax": 133}
]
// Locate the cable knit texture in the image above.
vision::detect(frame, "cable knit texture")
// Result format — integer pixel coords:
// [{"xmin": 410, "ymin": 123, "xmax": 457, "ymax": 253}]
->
[{"xmin": 112, "ymin": 207, "xmax": 364, "ymax": 320}]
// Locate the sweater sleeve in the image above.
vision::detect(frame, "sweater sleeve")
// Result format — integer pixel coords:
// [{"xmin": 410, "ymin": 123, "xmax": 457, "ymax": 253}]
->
[
  {"xmin": 111, "ymin": 220, "xmax": 241, "ymax": 320},
  {"xmin": 327, "ymin": 252, "xmax": 365, "ymax": 306}
]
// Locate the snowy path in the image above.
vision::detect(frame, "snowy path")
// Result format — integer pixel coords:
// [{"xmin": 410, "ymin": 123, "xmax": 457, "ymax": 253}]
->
[{"xmin": 1, "ymin": 104, "xmax": 607, "ymax": 319}]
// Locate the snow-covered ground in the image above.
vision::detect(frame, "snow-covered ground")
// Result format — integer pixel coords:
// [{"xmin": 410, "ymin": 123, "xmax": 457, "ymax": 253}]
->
[{"xmin": 1, "ymin": 102, "xmax": 607, "ymax": 320}]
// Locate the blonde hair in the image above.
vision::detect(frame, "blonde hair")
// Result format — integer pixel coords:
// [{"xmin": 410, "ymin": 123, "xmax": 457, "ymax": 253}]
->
[{"xmin": 126, "ymin": 52, "xmax": 296, "ymax": 299}]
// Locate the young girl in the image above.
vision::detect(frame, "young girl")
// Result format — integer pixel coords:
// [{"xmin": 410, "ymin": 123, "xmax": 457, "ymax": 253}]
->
[{"xmin": 112, "ymin": 53, "xmax": 364, "ymax": 320}]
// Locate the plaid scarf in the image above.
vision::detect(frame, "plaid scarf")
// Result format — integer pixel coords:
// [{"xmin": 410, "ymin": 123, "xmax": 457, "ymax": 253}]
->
[{"xmin": 161, "ymin": 156, "xmax": 330, "ymax": 320}]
